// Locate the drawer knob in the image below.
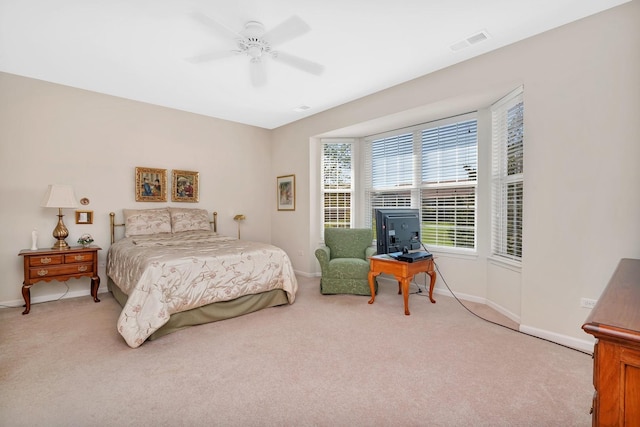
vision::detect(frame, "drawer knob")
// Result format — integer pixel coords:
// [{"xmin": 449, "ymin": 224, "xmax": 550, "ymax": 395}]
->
[
  {"xmin": 78, "ymin": 266, "xmax": 88, "ymax": 272},
  {"xmin": 37, "ymin": 269, "xmax": 48, "ymax": 276},
  {"xmin": 74, "ymin": 255, "xmax": 85, "ymax": 261},
  {"xmin": 40, "ymin": 257, "xmax": 52, "ymax": 264}
]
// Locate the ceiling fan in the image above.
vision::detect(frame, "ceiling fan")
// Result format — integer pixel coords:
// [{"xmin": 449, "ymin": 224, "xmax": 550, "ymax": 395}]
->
[{"xmin": 188, "ymin": 13, "xmax": 325, "ymax": 87}]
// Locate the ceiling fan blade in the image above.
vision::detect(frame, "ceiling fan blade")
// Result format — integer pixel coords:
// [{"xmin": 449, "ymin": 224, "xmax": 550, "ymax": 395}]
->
[
  {"xmin": 271, "ymin": 51, "xmax": 324, "ymax": 75},
  {"xmin": 262, "ymin": 15, "xmax": 310, "ymax": 46},
  {"xmin": 250, "ymin": 59, "xmax": 267, "ymax": 87},
  {"xmin": 186, "ymin": 50, "xmax": 238, "ymax": 63},
  {"xmin": 190, "ymin": 11, "xmax": 243, "ymax": 41}
]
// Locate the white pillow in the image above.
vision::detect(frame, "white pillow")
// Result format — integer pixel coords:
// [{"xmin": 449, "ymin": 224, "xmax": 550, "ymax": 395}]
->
[
  {"xmin": 168, "ymin": 207, "xmax": 211, "ymax": 233},
  {"xmin": 123, "ymin": 208, "xmax": 171, "ymax": 237}
]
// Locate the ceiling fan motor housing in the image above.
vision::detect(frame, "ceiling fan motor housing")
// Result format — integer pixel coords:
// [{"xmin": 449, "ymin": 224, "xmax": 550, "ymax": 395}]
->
[{"xmin": 239, "ymin": 21, "xmax": 271, "ymax": 59}]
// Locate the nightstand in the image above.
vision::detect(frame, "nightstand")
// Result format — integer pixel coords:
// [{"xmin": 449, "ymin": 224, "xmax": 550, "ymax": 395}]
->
[{"xmin": 18, "ymin": 245, "xmax": 101, "ymax": 314}]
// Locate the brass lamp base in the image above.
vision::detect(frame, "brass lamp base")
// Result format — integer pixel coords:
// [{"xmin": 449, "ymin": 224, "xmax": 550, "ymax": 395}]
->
[{"xmin": 51, "ymin": 209, "xmax": 71, "ymax": 250}]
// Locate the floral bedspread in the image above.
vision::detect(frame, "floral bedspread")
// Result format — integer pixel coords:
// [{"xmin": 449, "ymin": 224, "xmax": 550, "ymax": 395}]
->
[{"xmin": 106, "ymin": 231, "xmax": 298, "ymax": 348}]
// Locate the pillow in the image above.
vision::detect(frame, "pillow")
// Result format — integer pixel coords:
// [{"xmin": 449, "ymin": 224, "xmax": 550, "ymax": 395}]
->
[
  {"xmin": 123, "ymin": 208, "xmax": 171, "ymax": 237},
  {"xmin": 168, "ymin": 207, "xmax": 211, "ymax": 233}
]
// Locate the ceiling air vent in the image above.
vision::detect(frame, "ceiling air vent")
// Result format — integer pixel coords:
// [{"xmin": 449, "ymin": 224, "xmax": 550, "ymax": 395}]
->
[{"xmin": 450, "ymin": 30, "xmax": 490, "ymax": 52}]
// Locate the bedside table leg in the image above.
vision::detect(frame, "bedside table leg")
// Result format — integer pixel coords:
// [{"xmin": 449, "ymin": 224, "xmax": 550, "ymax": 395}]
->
[
  {"xmin": 22, "ymin": 283, "xmax": 31, "ymax": 315},
  {"xmin": 91, "ymin": 276, "xmax": 101, "ymax": 303}
]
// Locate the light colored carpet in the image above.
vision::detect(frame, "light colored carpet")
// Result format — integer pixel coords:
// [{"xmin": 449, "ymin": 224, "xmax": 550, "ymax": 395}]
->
[{"xmin": 0, "ymin": 275, "xmax": 593, "ymax": 426}]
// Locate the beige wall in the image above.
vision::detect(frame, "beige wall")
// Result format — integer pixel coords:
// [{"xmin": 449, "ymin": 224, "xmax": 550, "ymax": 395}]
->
[
  {"xmin": 1, "ymin": 2, "xmax": 638, "ymax": 350},
  {"xmin": 0, "ymin": 74, "xmax": 271, "ymax": 305},
  {"xmin": 271, "ymin": 1, "xmax": 640, "ymax": 349}
]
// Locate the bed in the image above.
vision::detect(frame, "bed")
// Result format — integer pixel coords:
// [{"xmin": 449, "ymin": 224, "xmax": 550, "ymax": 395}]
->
[{"xmin": 106, "ymin": 207, "xmax": 298, "ymax": 348}]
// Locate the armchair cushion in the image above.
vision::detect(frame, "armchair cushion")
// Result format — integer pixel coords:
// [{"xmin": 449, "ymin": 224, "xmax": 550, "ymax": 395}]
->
[{"xmin": 327, "ymin": 258, "xmax": 370, "ymax": 280}]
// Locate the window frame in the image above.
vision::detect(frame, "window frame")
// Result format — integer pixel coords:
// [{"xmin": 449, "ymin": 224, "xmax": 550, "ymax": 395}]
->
[{"xmin": 491, "ymin": 86, "xmax": 524, "ymax": 263}]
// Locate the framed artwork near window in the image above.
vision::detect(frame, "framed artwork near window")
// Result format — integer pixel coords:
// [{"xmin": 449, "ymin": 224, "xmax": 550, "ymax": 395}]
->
[
  {"xmin": 172, "ymin": 170, "xmax": 199, "ymax": 202},
  {"xmin": 135, "ymin": 167, "xmax": 167, "ymax": 202},
  {"xmin": 277, "ymin": 174, "xmax": 295, "ymax": 211}
]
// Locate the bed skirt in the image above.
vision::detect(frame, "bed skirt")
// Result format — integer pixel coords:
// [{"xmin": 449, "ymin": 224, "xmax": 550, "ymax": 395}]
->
[{"xmin": 107, "ymin": 277, "xmax": 290, "ymax": 341}]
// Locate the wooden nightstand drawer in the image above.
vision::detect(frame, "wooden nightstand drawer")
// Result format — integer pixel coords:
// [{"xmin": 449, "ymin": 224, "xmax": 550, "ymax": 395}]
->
[
  {"xmin": 64, "ymin": 252, "xmax": 94, "ymax": 263},
  {"xmin": 29, "ymin": 255, "xmax": 63, "ymax": 266},
  {"xmin": 29, "ymin": 263, "xmax": 94, "ymax": 279}
]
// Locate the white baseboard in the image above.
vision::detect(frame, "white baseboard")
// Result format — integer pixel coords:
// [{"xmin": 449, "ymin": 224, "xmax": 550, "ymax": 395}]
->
[
  {"xmin": 293, "ymin": 269, "xmax": 317, "ymax": 278},
  {"xmin": 519, "ymin": 325, "xmax": 595, "ymax": 354},
  {"xmin": 434, "ymin": 286, "xmax": 485, "ymax": 304},
  {"xmin": 0, "ymin": 287, "xmax": 109, "ymax": 310},
  {"xmin": 433, "ymin": 286, "xmax": 521, "ymax": 324},
  {"xmin": 431, "ymin": 286, "xmax": 594, "ymax": 354}
]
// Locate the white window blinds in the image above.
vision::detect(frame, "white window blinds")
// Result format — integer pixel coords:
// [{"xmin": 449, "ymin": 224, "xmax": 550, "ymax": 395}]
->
[
  {"xmin": 365, "ymin": 113, "xmax": 477, "ymax": 251},
  {"xmin": 420, "ymin": 118, "xmax": 477, "ymax": 249},
  {"xmin": 322, "ymin": 141, "xmax": 353, "ymax": 228},
  {"xmin": 371, "ymin": 132, "xmax": 414, "ymax": 189},
  {"xmin": 421, "ymin": 119, "xmax": 478, "ymax": 184},
  {"xmin": 421, "ymin": 187, "xmax": 476, "ymax": 248},
  {"xmin": 491, "ymin": 86, "xmax": 524, "ymax": 261}
]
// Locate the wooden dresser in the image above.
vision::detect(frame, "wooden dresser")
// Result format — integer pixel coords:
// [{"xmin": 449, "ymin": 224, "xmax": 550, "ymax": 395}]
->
[
  {"xmin": 582, "ymin": 258, "xmax": 640, "ymax": 426},
  {"xmin": 18, "ymin": 246, "xmax": 101, "ymax": 315}
]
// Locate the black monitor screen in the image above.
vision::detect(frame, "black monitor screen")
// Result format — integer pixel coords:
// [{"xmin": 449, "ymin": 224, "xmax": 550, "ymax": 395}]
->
[{"xmin": 375, "ymin": 208, "xmax": 421, "ymax": 255}]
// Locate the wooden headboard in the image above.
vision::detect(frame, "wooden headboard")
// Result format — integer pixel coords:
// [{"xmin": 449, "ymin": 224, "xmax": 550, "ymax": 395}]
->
[{"xmin": 109, "ymin": 211, "xmax": 218, "ymax": 244}]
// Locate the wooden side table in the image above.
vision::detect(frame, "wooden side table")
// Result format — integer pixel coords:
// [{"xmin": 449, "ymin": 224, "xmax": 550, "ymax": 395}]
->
[
  {"xmin": 18, "ymin": 245, "xmax": 101, "ymax": 314},
  {"xmin": 368, "ymin": 254, "xmax": 436, "ymax": 315}
]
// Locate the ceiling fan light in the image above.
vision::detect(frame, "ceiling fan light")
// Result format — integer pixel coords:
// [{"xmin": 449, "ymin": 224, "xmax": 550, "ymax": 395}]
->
[{"xmin": 247, "ymin": 45, "xmax": 262, "ymax": 58}]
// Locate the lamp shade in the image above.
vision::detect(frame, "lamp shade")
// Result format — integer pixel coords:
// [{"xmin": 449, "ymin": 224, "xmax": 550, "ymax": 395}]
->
[{"xmin": 41, "ymin": 184, "xmax": 78, "ymax": 209}]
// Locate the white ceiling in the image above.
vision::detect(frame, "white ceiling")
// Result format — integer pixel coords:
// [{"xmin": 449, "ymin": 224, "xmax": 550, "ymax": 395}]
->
[{"xmin": 0, "ymin": 0, "xmax": 629, "ymax": 129}]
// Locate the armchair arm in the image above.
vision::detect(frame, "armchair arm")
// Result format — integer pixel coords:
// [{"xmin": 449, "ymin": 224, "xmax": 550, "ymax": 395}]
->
[
  {"xmin": 315, "ymin": 246, "xmax": 331, "ymax": 273},
  {"xmin": 365, "ymin": 246, "xmax": 377, "ymax": 259}
]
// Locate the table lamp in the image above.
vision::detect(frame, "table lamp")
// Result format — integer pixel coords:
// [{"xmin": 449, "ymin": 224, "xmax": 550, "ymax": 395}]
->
[
  {"xmin": 41, "ymin": 184, "xmax": 78, "ymax": 249},
  {"xmin": 233, "ymin": 214, "xmax": 246, "ymax": 239}
]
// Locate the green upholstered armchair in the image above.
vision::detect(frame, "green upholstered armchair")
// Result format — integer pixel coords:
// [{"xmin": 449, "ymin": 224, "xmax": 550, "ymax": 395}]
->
[{"xmin": 315, "ymin": 228, "xmax": 377, "ymax": 295}]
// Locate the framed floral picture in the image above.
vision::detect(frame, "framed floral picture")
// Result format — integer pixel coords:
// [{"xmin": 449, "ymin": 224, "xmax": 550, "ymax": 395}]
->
[
  {"xmin": 172, "ymin": 170, "xmax": 199, "ymax": 202},
  {"xmin": 277, "ymin": 174, "xmax": 295, "ymax": 211},
  {"xmin": 135, "ymin": 167, "xmax": 167, "ymax": 202}
]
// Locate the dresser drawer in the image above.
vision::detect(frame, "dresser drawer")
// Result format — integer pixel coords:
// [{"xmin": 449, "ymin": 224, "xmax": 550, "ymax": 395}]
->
[
  {"xmin": 28, "ymin": 254, "xmax": 63, "ymax": 267},
  {"xmin": 64, "ymin": 252, "xmax": 95, "ymax": 263},
  {"xmin": 29, "ymin": 263, "xmax": 94, "ymax": 279}
]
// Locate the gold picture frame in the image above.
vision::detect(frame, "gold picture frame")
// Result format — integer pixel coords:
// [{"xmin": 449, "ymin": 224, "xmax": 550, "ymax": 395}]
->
[
  {"xmin": 172, "ymin": 170, "xmax": 199, "ymax": 202},
  {"xmin": 75, "ymin": 210, "xmax": 93, "ymax": 224},
  {"xmin": 277, "ymin": 174, "xmax": 295, "ymax": 211},
  {"xmin": 135, "ymin": 167, "xmax": 167, "ymax": 202}
]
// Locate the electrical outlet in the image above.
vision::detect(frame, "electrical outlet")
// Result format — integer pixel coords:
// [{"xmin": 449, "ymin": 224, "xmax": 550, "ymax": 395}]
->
[
  {"xmin": 297, "ymin": 250, "xmax": 303, "ymax": 257},
  {"xmin": 580, "ymin": 298, "xmax": 597, "ymax": 309}
]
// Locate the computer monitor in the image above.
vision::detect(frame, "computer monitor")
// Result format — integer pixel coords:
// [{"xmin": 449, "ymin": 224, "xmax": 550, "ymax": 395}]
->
[{"xmin": 374, "ymin": 208, "xmax": 421, "ymax": 255}]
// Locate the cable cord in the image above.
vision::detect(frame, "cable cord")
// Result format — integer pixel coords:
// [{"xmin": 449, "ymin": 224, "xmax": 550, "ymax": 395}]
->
[
  {"xmin": 412, "ymin": 258, "xmax": 591, "ymax": 356},
  {"xmin": 0, "ymin": 282, "xmax": 70, "ymax": 310}
]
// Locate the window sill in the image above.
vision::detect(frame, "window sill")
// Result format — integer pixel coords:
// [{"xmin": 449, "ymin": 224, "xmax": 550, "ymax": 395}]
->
[
  {"xmin": 428, "ymin": 248, "xmax": 478, "ymax": 261},
  {"xmin": 488, "ymin": 255, "xmax": 522, "ymax": 272}
]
